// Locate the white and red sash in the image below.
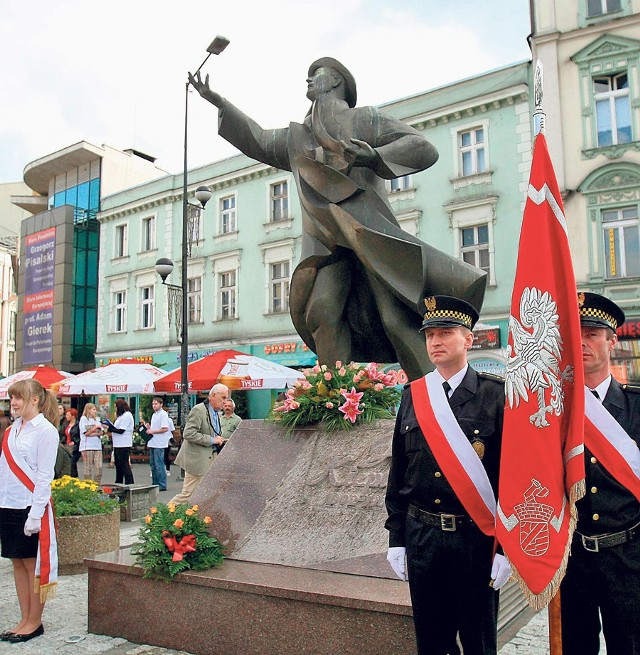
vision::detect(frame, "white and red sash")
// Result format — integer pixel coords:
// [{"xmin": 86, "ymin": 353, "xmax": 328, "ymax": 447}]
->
[
  {"xmin": 1, "ymin": 426, "xmax": 58, "ymax": 600},
  {"xmin": 584, "ymin": 387, "xmax": 640, "ymax": 501},
  {"xmin": 410, "ymin": 373, "xmax": 496, "ymax": 536}
]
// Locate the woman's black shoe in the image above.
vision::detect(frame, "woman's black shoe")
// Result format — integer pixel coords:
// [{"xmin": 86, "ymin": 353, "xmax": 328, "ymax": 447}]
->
[
  {"xmin": 0, "ymin": 631, "xmax": 16, "ymax": 641},
  {"xmin": 6, "ymin": 624, "xmax": 44, "ymax": 643}
]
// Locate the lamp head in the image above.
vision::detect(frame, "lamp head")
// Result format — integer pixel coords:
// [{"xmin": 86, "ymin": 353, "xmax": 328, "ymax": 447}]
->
[
  {"xmin": 155, "ymin": 258, "xmax": 175, "ymax": 283},
  {"xmin": 194, "ymin": 185, "xmax": 212, "ymax": 207}
]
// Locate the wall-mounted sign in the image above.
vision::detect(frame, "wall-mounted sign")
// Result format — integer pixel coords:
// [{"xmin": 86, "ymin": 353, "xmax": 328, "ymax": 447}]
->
[{"xmin": 617, "ymin": 319, "xmax": 640, "ymax": 340}]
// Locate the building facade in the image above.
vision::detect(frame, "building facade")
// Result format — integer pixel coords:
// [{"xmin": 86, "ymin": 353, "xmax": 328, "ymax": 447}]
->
[{"xmin": 531, "ymin": 0, "xmax": 640, "ymax": 381}]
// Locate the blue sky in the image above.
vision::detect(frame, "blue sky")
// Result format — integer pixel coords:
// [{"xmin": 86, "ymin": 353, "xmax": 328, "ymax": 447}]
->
[{"xmin": 0, "ymin": 0, "xmax": 531, "ymax": 183}]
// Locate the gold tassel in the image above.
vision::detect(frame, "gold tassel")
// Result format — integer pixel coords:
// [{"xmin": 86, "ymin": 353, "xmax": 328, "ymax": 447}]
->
[
  {"xmin": 510, "ymin": 478, "xmax": 586, "ymax": 610},
  {"xmin": 34, "ymin": 577, "xmax": 57, "ymax": 603}
]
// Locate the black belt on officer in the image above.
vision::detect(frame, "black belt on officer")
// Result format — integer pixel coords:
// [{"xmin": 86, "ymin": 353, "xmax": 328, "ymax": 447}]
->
[
  {"xmin": 408, "ymin": 504, "xmax": 472, "ymax": 532},
  {"xmin": 575, "ymin": 520, "xmax": 640, "ymax": 553}
]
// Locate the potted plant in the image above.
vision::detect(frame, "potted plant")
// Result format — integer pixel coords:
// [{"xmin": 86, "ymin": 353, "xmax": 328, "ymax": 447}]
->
[
  {"xmin": 131, "ymin": 502, "xmax": 225, "ymax": 580},
  {"xmin": 268, "ymin": 361, "xmax": 401, "ymax": 433},
  {"xmin": 51, "ymin": 475, "xmax": 121, "ymax": 573}
]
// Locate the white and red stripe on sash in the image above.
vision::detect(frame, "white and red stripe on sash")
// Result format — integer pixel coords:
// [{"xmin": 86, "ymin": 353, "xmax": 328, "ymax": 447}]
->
[
  {"xmin": 584, "ymin": 388, "xmax": 640, "ymax": 502},
  {"xmin": 410, "ymin": 373, "xmax": 496, "ymax": 536},
  {"xmin": 1, "ymin": 426, "xmax": 58, "ymax": 595}
]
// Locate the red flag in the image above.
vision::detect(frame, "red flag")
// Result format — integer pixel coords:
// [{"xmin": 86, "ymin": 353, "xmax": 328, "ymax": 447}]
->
[{"xmin": 496, "ymin": 133, "xmax": 585, "ymax": 609}]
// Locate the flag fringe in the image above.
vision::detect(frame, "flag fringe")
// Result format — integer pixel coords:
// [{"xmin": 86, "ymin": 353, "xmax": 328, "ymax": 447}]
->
[
  {"xmin": 34, "ymin": 577, "xmax": 57, "ymax": 603},
  {"xmin": 510, "ymin": 478, "xmax": 585, "ymax": 611}
]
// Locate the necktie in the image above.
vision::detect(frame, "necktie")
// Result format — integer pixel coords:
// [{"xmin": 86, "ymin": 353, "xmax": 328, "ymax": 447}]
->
[
  {"xmin": 443, "ymin": 381, "xmax": 452, "ymax": 399},
  {"xmin": 590, "ymin": 389, "xmax": 600, "ymax": 400}
]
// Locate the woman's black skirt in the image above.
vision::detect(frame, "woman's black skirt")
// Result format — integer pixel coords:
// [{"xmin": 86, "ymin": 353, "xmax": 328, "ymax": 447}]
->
[{"xmin": 0, "ymin": 507, "xmax": 39, "ymax": 559}]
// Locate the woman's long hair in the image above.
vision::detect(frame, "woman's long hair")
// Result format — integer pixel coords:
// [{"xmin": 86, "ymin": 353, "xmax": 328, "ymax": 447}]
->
[
  {"xmin": 115, "ymin": 399, "xmax": 131, "ymax": 416},
  {"xmin": 7, "ymin": 379, "xmax": 59, "ymax": 428},
  {"xmin": 82, "ymin": 402, "xmax": 97, "ymax": 418}
]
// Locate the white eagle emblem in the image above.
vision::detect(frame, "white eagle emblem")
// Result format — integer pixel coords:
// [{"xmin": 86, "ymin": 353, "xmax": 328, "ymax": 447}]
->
[{"xmin": 506, "ymin": 287, "xmax": 573, "ymax": 428}]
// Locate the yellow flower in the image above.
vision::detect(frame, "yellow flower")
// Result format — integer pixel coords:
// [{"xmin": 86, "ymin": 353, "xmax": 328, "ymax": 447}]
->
[
  {"xmin": 204, "ymin": 516, "xmax": 212, "ymax": 524},
  {"xmin": 167, "ymin": 503, "xmax": 176, "ymax": 513},
  {"xmin": 191, "ymin": 505, "xmax": 199, "ymax": 512},
  {"xmin": 173, "ymin": 519, "xmax": 184, "ymax": 528},
  {"xmin": 145, "ymin": 515, "xmax": 152, "ymax": 524},
  {"xmin": 185, "ymin": 509, "xmax": 194, "ymax": 516},
  {"xmin": 150, "ymin": 507, "xmax": 158, "ymax": 514}
]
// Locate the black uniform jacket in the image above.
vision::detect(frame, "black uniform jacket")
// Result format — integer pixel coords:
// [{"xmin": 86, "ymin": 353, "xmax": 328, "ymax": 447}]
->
[
  {"xmin": 385, "ymin": 367, "xmax": 505, "ymax": 547},
  {"xmin": 578, "ymin": 379, "xmax": 640, "ymax": 535}
]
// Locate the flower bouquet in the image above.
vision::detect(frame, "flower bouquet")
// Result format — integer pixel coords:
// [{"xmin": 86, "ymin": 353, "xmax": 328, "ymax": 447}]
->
[
  {"xmin": 131, "ymin": 503, "xmax": 225, "ymax": 580},
  {"xmin": 268, "ymin": 361, "xmax": 401, "ymax": 433},
  {"xmin": 51, "ymin": 476, "xmax": 120, "ymax": 517}
]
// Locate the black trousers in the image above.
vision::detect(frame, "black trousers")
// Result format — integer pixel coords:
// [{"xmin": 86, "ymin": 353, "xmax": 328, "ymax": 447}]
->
[
  {"xmin": 561, "ymin": 536, "xmax": 640, "ymax": 655},
  {"xmin": 113, "ymin": 447, "xmax": 134, "ymax": 485},
  {"xmin": 70, "ymin": 446, "xmax": 81, "ymax": 478},
  {"xmin": 405, "ymin": 512, "xmax": 498, "ymax": 655}
]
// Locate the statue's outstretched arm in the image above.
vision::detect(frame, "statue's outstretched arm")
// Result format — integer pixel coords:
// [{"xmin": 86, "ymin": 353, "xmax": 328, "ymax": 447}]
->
[{"xmin": 189, "ymin": 72, "xmax": 224, "ymax": 108}]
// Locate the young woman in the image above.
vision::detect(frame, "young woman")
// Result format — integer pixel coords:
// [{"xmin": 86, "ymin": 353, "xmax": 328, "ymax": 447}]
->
[
  {"xmin": 0, "ymin": 379, "xmax": 59, "ymax": 643},
  {"xmin": 79, "ymin": 403, "xmax": 103, "ymax": 483},
  {"xmin": 63, "ymin": 408, "xmax": 81, "ymax": 477},
  {"xmin": 109, "ymin": 399, "xmax": 135, "ymax": 485}
]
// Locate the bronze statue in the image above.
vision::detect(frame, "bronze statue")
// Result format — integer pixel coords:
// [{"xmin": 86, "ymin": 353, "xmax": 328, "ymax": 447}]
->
[{"xmin": 190, "ymin": 57, "xmax": 486, "ymax": 381}]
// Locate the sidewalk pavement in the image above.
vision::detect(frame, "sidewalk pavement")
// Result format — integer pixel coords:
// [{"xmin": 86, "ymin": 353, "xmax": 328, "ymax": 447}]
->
[{"xmin": 0, "ymin": 462, "xmax": 564, "ymax": 655}]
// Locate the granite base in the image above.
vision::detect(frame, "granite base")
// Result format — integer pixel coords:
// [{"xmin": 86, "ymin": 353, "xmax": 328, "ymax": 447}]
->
[{"xmin": 87, "ymin": 548, "xmax": 416, "ymax": 655}]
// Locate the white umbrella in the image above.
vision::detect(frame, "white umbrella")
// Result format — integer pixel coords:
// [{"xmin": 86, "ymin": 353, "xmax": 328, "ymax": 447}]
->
[{"xmin": 56, "ymin": 360, "xmax": 167, "ymax": 396}]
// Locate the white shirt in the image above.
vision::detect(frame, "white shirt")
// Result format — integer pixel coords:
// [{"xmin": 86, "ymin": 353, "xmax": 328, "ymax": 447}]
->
[
  {"xmin": 79, "ymin": 416, "xmax": 103, "ymax": 451},
  {"xmin": 147, "ymin": 408, "xmax": 170, "ymax": 448},
  {"xmin": 112, "ymin": 411, "xmax": 134, "ymax": 448},
  {"xmin": 589, "ymin": 375, "xmax": 612, "ymax": 402},
  {"xmin": 433, "ymin": 364, "xmax": 469, "ymax": 397},
  {"xmin": 0, "ymin": 413, "xmax": 59, "ymax": 518}
]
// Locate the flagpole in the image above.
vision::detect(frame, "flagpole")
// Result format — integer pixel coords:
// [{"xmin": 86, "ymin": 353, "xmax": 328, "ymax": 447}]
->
[{"xmin": 533, "ymin": 57, "xmax": 563, "ymax": 655}]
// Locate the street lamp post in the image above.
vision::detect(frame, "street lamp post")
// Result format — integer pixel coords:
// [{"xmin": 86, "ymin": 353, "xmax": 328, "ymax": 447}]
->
[{"xmin": 155, "ymin": 35, "xmax": 229, "ymax": 429}]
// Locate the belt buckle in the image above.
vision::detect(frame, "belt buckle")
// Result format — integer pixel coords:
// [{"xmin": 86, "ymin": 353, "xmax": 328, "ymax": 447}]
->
[
  {"xmin": 440, "ymin": 514, "xmax": 457, "ymax": 532},
  {"xmin": 581, "ymin": 534, "xmax": 599, "ymax": 553}
]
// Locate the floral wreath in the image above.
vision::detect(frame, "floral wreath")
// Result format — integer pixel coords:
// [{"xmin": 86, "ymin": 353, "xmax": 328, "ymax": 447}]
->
[{"xmin": 131, "ymin": 503, "xmax": 224, "ymax": 579}]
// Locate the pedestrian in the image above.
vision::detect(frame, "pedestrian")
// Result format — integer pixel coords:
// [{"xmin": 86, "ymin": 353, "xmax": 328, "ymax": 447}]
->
[
  {"xmin": 164, "ymin": 414, "xmax": 176, "ymax": 477},
  {"xmin": 170, "ymin": 384, "xmax": 228, "ymax": 505},
  {"xmin": 145, "ymin": 397, "xmax": 171, "ymax": 492},
  {"xmin": 220, "ymin": 398, "xmax": 241, "ymax": 445},
  {"xmin": 79, "ymin": 403, "xmax": 104, "ymax": 483},
  {"xmin": 0, "ymin": 379, "xmax": 59, "ymax": 643},
  {"xmin": 107, "ymin": 399, "xmax": 135, "ymax": 485},
  {"xmin": 560, "ymin": 292, "xmax": 640, "ymax": 655},
  {"xmin": 385, "ymin": 295, "xmax": 510, "ymax": 655},
  {"xmin": 63, "ymin": 408, "xmax": 80, "ymax": 477}
]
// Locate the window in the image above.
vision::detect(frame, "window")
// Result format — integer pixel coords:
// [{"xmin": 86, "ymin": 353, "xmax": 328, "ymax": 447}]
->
[
  {"xmin": 187, "ymin": 277, "xmax": 202, "ymax": 324},
  {"xmin": 271, "ymin": 182, "xmax": 289, "ymax": 221},
  {"xmin": 461, "ymin": 225, "xmax": 490, "ymax": 274},
  {"xmin": 459, "ymin": 128, "xmax": 486, "ymax": 176},
  {"xmin": 141, "ymin": 217, "xmax": 156, "ymax": 251},
  {"xmin": 219, "ymin": 271, "xmax": 237, "ymax": 320},
  {"xmin": 140, "ymin": 286, "xmax": 154, "ymax": 329},
  {"xmin": 390, "ymin": 175, "xmax": 412, "ymax": 192},
  {"xmin": 587, "ymin": 0, "xmax": 621, "ymax": 16},
  {"xmin": 220, "ymin": 196, "xmax": 237, "ymax": 234},
  {"xmin": 114, "ymin": 291, "xmax": 127, "ymax": 332},
  {"xmin": 270, "ymin": 261, "xmax": 290, "ymax": 313},
  {"xmin": 594, "ymin": 73, "xmax": 631, "ymax": 147},
  {"xmin": 115, "ymin": 224, "xmax": 128, "ymax": 258},
  {"xmin": 602, "ymin": 206, "xmax": 640, "ymax": 278}
]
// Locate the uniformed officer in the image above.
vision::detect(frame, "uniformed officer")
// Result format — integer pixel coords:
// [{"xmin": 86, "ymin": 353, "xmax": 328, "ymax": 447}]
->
[
  {"xmin": 385, "ymin": 295, "xmax": 509, "ymax": 655},
  {"xmin": 561, "ymin": 292, "xmax": 640, "ymax": 655}
]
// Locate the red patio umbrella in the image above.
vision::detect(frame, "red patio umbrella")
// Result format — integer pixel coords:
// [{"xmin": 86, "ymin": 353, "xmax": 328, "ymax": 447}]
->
[
  {"xmin": 154, "ymin": 349, "xmax": 304, "ymax": 393},
  {"xmin": 0, "ymin": 365, "xmax": 74, "ymax": 399}
]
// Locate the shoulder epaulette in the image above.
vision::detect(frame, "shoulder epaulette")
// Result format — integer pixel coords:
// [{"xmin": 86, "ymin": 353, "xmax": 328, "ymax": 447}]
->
[
  {"xmin": 478, "ymin": 371, "xmax": 505, "ymax": 383},
  {"xmin": 622, "ymin": 384, "xmax": 640, "ymax": 394}
]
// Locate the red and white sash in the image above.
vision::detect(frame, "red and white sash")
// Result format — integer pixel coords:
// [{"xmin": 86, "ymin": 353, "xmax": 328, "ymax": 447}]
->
[
  {"xmin": 1, "ymin": 426, "xmax": 58, "ymax": 600},
  {"xmin": 410, "ymin": 373, "xmax": 496, "ymax": 536},
  {"xmin": 584, "ymin": 388, "xmax": 640, "ymax": 502}
]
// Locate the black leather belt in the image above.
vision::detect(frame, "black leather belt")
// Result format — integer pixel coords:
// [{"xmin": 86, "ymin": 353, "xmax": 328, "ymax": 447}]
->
[
  {"xmin": 408, "ymin": 504, "xmax": 471, "ymax": 532},
  {"xmin": 576, "ymin": 521, "xmax": 640, "ymax": 553}
]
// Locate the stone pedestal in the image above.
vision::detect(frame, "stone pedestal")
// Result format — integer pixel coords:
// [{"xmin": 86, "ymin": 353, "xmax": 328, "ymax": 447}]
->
[
  {"xmin": 57, "ymin": 508, "xmax": 120, "ymax": 575},
  {"xmin": 108, "ymin": 483, "xmax": 159, "ymax": 521}
]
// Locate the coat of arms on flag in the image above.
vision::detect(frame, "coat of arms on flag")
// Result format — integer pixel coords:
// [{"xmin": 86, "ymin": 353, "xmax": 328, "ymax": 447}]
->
[{"xmin": 496, "ymin": 132, "xmax": 585, "ymax": 609}]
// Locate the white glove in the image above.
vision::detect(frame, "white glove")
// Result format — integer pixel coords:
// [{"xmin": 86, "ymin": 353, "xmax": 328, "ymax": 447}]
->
[
  {"xmin": 490, "ymin": 553, "xmax": 511, "ymax": 590},
  {"xmin": 24, "ymin": 516, "xmax": 41, "ymax": 536},
  {"xmin": 387, "ymin": 546, "xmax": 407, "ymax": 580}
]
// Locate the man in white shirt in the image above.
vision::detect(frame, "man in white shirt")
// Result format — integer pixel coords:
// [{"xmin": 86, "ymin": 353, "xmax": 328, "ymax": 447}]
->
[{"xmin": 145, "ymin": 397, "xmax": 171, "ymax": 491}]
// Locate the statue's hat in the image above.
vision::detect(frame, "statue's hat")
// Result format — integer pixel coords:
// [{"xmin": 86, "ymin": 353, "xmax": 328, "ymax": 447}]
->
[
  {"xmin": 578, "ymin": 291, "xmax": 625, "ymax": 331},
  {"xmin": 308, "ymin": 57, "xmax": 357, "ymax": 108},
  {"xmin": 419, "ymin": 295, "xmax": 479, "ymax": 332}
]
